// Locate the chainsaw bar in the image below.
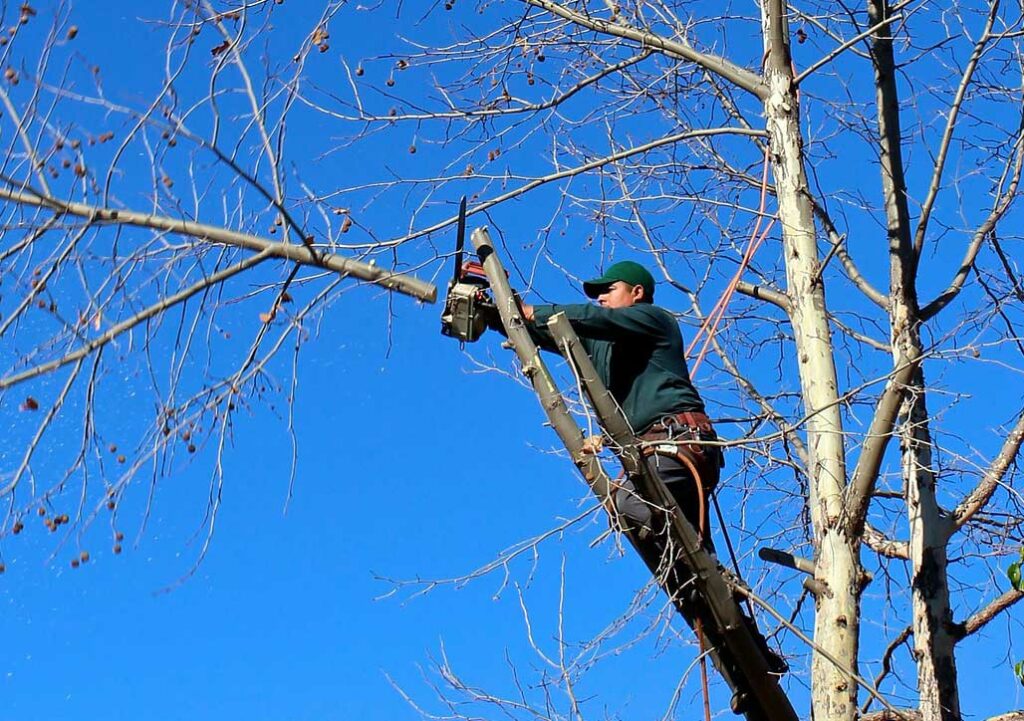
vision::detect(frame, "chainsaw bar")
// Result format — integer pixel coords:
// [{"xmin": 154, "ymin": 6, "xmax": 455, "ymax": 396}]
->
[{"xmin": 452, "ymin": 195, "xmax": 467, "ymax": 284}]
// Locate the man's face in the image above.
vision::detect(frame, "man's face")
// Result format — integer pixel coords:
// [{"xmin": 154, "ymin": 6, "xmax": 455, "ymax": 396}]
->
[{"xmin": 597, "ymin": 281, "xmax": 644, "ymax": 309}]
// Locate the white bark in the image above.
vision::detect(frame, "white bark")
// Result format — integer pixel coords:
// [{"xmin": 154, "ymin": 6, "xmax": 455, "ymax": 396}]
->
[
  {"xmin": 897, "ymin": 336, "xmax": 961, "ymax": 721},
  {"xmin": 762, "ymin": 3, "xmax": 859, "ymax": 719},
  {"xmin": 865, "ymin": 0, "xmax": 962, "ymax": 713}
]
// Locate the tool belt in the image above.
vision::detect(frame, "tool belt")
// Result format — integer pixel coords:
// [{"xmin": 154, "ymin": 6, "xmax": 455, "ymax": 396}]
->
[
  {"xmin": 640, "ymin": 411, "xmax": 715, "ymax": 439},
  {"xmin": 639, "ymin": 411, "xmax": 724, "ymax": 489}
]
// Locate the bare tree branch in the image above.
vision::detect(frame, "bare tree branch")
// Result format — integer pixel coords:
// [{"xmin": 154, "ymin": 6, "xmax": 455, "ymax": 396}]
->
[
  {"xmin": 954, "ymin": 588, "xmax": 1024, "ymax": 641},
  {"xmin": 952, "ymin": 408, "xmax": 1024, "ymax": 530},
  {"xmin": 921, "ymin": 127, "xmax": 1024, "ymax": 320},
  {"xmin": 846, "ymin": 354, "xmax": 922, "ymax": 537},
  {"xmin": 521, "ymin": 0, "xmax": 768, "ymax": 98},
  {"xmin": 0, "ymin": 250, "xmax": 271, "ymax": 391},
  {"xmin": 863, "ymin": 524, "xmax": 910, "ymax": 560},
  {"xmin": 735, "ymin": 280, "xmax": 792, "ymax": 312},
  {"xmin": 0, "ymin": 185, "xmax": 437, "ymax": 301},
  {"xmin": 912, "ymin": 2, "xmax": 1003, "ymax": 256}
]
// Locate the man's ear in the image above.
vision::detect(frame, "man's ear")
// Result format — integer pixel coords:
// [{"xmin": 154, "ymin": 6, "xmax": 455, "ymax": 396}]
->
[{"xmin": 631, "ymin": 284, "xmax": 645, "ymax": 302}]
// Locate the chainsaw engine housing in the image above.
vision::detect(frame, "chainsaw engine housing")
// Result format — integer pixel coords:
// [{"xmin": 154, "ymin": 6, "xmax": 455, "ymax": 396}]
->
[{"xmin": 440, "ymin": 278, "xmax": 491, "ymax": 343}]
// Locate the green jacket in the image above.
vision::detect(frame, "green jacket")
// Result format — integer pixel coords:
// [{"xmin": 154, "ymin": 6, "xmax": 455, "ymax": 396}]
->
[{"xmin": 528, "ymin": 303, "xmax": 705, "ymax": 433}]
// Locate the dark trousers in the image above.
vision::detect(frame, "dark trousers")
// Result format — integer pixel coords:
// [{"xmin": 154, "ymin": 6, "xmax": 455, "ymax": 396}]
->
[{"xmin": 612, "ymin": 436, "xmax": 721, "ymax": 546}]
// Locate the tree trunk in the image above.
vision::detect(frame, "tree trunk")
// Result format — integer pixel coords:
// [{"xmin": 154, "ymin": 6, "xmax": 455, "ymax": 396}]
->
[
  {"xmin": 868, "ymin": 0, "xmax": 962, "ymax": 715},
  {"xmin": 895, "ymin": 323, "xmax": 961, "ymax": 721},
  {"xmin": 761, "ymin": 3, "xmax": 860, "ymax": 720}
]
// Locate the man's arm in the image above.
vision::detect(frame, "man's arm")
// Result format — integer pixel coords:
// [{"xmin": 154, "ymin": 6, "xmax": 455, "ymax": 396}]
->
[
  {"xmin": 484, "ymin": 301, "xmax": 561, "ymax": 352},
  {"xmin": 531, "ymin": 303, "xmax": 668, "ymax": 342}
]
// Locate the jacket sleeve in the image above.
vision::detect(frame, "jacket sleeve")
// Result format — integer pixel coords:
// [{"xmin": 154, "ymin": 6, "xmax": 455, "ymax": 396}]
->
[
  {"xmin": 487, "ymin": 308, "xmax": 562, "ymax": 353},
  {"xmin": 532, "ymin": 303, "xmax": 667, "ymax": 342}
]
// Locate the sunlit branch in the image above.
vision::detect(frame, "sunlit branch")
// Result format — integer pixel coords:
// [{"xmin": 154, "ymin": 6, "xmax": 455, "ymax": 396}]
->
[
  {"xmin": 863, "ymin": 523, "xmax": 909, "ymax": 560},
  {"xmin": 954, "ymin": 588, "xmax": 1024, "ymax": 641},
  {"xmin": 845, "ymin": 352, "xmax": 922, "ymax": 536},
  {"xmin": 0, "ymin": 250, "xmax": 270, "ymax": 391},
  {"xmin": 735, "ymin": 280, "xmax": 791, "ymax": 312},
  {"xmin": 795, "ymin": 12, "xmax": 904, "ymax": 85},
  {"xmin": 0, "ymin": 184, "xmax": 437, "ymax": 301},
  {"xmin": 521, "ymin": 0, "xmax": 768, "ymax": 98},
  {"xmin": 913, "ymin": 2, "xmax": 1002, "ymax": 256},
  {"xmin": 952, "ymin": 408, "xmax": 1024, "ymax": 530},
  {"xmin": 301, "ymin": 51, "xmax": 651, "ymax": 122},
  {"xmin": 921, "ymin": 128, "xmax": 1024, "ymax": 320},
  {"xmin": 376, "ymin": 126, "xmax": 767, "ymax": 248}
]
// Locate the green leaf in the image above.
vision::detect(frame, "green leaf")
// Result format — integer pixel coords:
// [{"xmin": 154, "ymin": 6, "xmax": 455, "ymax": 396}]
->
[
  {"xmin": 1009, "ymin": 563, "xmax": 1022, "ymax": 590},
  {"xmin": 1015, "ymin": 660, "xmax": 1024, "ymax": 687}
]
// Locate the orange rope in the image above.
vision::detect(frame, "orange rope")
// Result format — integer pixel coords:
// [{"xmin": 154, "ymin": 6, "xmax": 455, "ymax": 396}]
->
[
  {"xmin": 687, "ymin": 149, "xmax": 775, "ymax": 375},
  {"xmin": 697, "ymin": 617, "xmax": 713, "ymax": 721},
  {"xmin": 680, "ymin": 149, "xmax": 774, "ymax": 717},
  {"xmin": 675, "ymin": 59, "xmax": 795, "ymax": 721}
]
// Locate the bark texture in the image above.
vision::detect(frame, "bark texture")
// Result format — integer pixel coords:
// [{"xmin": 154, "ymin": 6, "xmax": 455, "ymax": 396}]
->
[
  {"xmin": 762, "ymin": 3, "xmax": 859, "ymax": 719},
  {"xmin": 868, "ymin": 1, "xmax": 961, "ymax": 716}
]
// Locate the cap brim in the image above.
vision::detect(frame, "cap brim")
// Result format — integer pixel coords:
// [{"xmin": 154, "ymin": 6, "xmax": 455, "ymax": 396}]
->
[{"xmin": 583, "ymin": 278, "xmax": 613, "ymax": 299}]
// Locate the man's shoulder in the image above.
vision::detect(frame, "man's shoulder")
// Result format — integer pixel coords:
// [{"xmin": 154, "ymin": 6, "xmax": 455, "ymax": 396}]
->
[{"xmin": 623, "ymin": 303, "xmax": 676, "ymax": 323}]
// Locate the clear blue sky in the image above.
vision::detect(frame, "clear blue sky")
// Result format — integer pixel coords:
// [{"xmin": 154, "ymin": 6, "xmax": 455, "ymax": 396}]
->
[{"xmin": 1, "ymin": 2, "xmax": 1022, "ymax": 720}]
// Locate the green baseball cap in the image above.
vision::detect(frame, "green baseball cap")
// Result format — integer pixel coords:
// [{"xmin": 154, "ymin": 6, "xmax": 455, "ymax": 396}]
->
[{"xmin": 583, "ymin": 260, "xmax": 655, "ymax": 301}]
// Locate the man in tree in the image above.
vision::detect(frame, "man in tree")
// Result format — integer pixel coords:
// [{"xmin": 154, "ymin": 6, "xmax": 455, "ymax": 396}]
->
[
  {"xmin": 497, "ymin": 260, "xmax": 722, "ymax": 541},
  {"xmin": 490, "ymin": 259, "xmax": 787, "ymax": 681}
]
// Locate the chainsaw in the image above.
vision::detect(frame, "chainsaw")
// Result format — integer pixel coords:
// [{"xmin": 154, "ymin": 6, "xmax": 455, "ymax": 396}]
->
[{"xmin": 440, "ymin": 196, "xmax": 495, "ymax": 343}]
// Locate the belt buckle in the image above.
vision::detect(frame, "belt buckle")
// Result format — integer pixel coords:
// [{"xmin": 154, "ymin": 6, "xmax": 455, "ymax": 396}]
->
[{"xmin": 658, "ymin": 414, "xmax": 681, "ymax": 438}]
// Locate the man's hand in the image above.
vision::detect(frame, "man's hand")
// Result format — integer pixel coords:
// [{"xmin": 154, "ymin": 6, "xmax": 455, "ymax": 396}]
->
[{"xmin": 479, "ymin": 300, "xmax": 504, "ymax": 332}]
